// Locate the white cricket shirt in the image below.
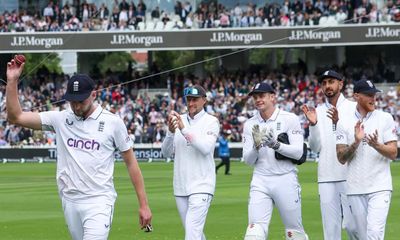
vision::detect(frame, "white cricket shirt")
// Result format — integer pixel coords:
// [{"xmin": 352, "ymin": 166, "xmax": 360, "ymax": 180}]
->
[
  {"xmin": 242, "ymin": 108, "xmax": 304, "ymax": 176},
  {"xmin": 308, "ymin": 94, "xmax": 357, "ymax": 183},
  {"xmin": 40, "ymin": 106, "xmax": 132, "ymax": 204},
  {"xmin": 161, "ymin": 110, "xmax": 219, "ymax": 196},
  {"xmin": 336, "ymin": 109, "xmax": 397, "ymax": 195}
]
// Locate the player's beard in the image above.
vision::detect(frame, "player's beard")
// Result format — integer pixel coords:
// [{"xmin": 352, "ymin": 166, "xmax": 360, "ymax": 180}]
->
[
  {"xmin": 73, "ymin": 103, "xmax": 93, "ymax": 119},
  {"xmin": 188, "ymin": 105, "xmax": 201, "ymax": 118},
  {"xmin": 324, "ymin": 88, "xmax": 340, "ymax": 99}
]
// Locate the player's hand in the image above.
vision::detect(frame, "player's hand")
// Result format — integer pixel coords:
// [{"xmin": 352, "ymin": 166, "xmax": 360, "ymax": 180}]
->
[
  {"xmin": 301, "ymin": 104, "xmax": 317, "ymax": 126},
  {"xmin": 138, "ymin": 205, "xmax": 152, "ymax": 231},
  {"xmin": 366, "ymin": 129, "xmax": 379, "ymax": 148},
  {"xmin": 6, "ymin": 59, "xmax": 25, "ymax": 83},
  {"xmin": 261, "ymin": 128, "xmax": 280, "ymax": 150},
  {"xmin": 354, "ymin": 120, "xmax": 365, "ymax": 144},
  {"xmin": 167, "ymin": 112, "xmax": 178, "ymax": 133},
  {"xmin": 168, "ymin": 111, "xmax": 184, "ymax": 133},
  {"xmin": 327, "ymin": 106, "xmax": 339, "ymax": 125},
  {"xmin": 252, "ymin": 124, "xmax": 263, "ymax": 150}
]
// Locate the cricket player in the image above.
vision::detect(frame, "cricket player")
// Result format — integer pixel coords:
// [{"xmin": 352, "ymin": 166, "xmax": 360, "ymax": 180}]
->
[
  {"xmin": 6, "ymin": 59, "xmax": 152, "ymax": 239},
  {"xmin": 161, "ymin": 85, "xmax": 220, "ymax": 240},
  {"xmin": 242, "ymin": 82, "xmax": 308, "ymax": 240},
  {"xmin": 301, "ymin": 70, "xmax": 358, "ymax": 240},
  {"xmin": 336, "ymin": 79, "xmax": 398, "ymax": 239}
]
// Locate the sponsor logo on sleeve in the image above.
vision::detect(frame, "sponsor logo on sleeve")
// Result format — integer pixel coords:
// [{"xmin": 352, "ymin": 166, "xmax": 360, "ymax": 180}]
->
[{"xmin": 291, "ymin": 130, "xmax": 302, "ymax": 135}]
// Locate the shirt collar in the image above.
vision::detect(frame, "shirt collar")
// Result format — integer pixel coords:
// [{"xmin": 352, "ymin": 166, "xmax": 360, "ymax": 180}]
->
[
  {"xmin": 87, "ymin": 105, "xmax": 103, "ymax": 120},
  {"xmin": 188, "ymin": 109, "xmax": 206, "ymax": 121},
  {"xmin": 256, "ymin": 108, "xmax": 280, "ymax": 123},
  {"xmin": 325, "ymin": 93, "xmax": 346, "ymax": 108},
  {"xmin": 69, "ymin": 104, "xmax": 103, "ymax": 121},
  {"xmin": 355, "ymin": 108, "xmax": 374, "ymax": 122}
]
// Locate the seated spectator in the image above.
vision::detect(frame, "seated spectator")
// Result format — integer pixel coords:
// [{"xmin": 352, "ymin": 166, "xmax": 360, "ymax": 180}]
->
[
  {"xmin": 219, "ymin": 11, "xmax": 230, "ymax": 27},
  {"xmin": 151, "ymin": 6, "xmax": 160, "ymax": 20}
]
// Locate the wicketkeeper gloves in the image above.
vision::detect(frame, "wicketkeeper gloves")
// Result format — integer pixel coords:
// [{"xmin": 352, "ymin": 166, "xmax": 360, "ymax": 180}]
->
[
  {"xmin": 252, "ymin": 124, "xmax": 264, "ymax": 150},
  {"xmin": 263, "ymin": 128, "xmax": 280, "ymax": 150},
  {"xmin": 252, "ymin": 125, "xmax": 280, "ymax": 150}
]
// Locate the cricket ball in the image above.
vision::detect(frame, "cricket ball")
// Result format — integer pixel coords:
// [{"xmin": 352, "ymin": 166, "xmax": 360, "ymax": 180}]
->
[{"xmin": 14, "ymin": 54, "xmax": 26, "ymax": 66}]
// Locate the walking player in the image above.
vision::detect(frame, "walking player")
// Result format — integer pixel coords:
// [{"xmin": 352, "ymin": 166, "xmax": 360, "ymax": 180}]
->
[
  {"xmin": 6, "ymin": 58, "xmax": 152, "ymax": 239},
  {"xmin": 301, "ymin": 70, "xmax": 357, "ymax": 239},
  {"xmin": 161, "ymin": 85, "xmax": 220, "ymax": 240},
  {"xmin": 336, "ymin": 79, "xmax": 397, "ymax": 239},
  {"xmin": 216, "ymin": 130, "xmax": 231, "ymax": 175},
  {"xmin": 243, "ymin": 82, "xmax": 308, "ymax": 240}
]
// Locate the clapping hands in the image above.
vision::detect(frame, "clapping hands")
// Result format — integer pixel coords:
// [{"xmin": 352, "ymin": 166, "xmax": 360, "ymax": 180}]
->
[{"xmin": 252, "ymin": 125, "xmax": 280, "ymax": 150}]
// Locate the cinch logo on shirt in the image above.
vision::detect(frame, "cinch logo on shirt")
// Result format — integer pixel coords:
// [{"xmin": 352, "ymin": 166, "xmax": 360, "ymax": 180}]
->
[{"xmin": 67, "ymin": 138, "xmax": 100, "ymax": 150}]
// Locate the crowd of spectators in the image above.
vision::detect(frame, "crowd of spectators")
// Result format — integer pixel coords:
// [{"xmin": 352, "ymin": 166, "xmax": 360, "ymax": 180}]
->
[
  {"xmin": 1, "ymin": 0, "xmax": 400, "ymax": 32},
  {"xmin": 1, "ymin": 65, "xmax": 399, "ymax": 147}
]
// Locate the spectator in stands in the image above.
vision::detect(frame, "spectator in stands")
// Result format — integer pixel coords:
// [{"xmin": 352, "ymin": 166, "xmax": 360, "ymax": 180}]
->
[
  {"xmin": 6, "ymin": 125, "xmax": 20, "ymax": 145},
  {"xmin": 119, "ymin": 0, "xmax": 130, "ymax": 11},
  {"xmin": 0, "ymin": 130, "xmax": 6, "ymax": 146},
  {"xmin": 98, "ymin": 3, "xmax": 109, "ymax": 20},
  {"xmin": 43, "ymin": 1, "xmax": 54, "ymax": 23},
  {"xmin": 232, "ymin": 3, "xmax": 243, "ymax": 27},
  {"xmin": 151, "ymin": 6, "xmax": 160, "ymax": 19},
  {"xmin": 152, "ymin": 122, "xmax": 166, "ymax": 144}
]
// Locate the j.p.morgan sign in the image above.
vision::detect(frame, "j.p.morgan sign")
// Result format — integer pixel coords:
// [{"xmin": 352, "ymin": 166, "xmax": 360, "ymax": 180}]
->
[{"xmin": 1, "ymin": 24, "xmax": 400, "ymax": 53}]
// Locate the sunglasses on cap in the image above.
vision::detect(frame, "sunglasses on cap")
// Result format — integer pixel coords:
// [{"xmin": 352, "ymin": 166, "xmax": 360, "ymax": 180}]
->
[
  {"xmin": 184, "ymin": 87, "xmax": 198, "ymax": 95},
  {"xmin": 183, "ymin": 86, "xmax": 206, "ymax": 97}
]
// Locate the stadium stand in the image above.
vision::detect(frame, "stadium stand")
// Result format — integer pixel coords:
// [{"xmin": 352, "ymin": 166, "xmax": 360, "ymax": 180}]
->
[
  {"xmin": 1, "ymin": 67, "xmax": 399, "ymax": 146},
  {"xmin": 1, "ymin": 0, "xmax": 399, "ymax": 32}
]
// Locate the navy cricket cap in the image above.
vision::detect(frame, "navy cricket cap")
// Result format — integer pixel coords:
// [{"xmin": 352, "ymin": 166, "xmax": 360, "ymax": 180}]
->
[
  {"xmin": 318, "ymin": 70, "xmax": 343, "ymax": 83},
  {"xmin": 249, "ymin": 82, "xmax": 275, "ymax": 95},
  {"xmin": 184, "ymin": 85, "xmax": 206, "ymax": 97},
  {"xmin": 353, "ymin": 79, "xmax": 381, "ymax": 94},
  {"xmin": 63, "ymin": 74, "xmax": 96, "ymax": 101}
]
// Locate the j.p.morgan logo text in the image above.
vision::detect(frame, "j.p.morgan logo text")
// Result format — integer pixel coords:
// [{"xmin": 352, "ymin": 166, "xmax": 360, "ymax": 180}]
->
[
  {"xmin": 11, "ymin": 36, "xmax": 63, "ymax": 48},
  {"xmin": 289, "ymin": 30, "xmax": 341, "ymax": 42},
  {"xmin": 366, "ymin": 27, "xmax": 400, "ymax": 38},
  {"xmin": 210, "ymin": 32, "xmax": 262, "ymax": 44},
  {"xmin": 110, "ymin": 34, "xmax": 163, "ymax": 46}
]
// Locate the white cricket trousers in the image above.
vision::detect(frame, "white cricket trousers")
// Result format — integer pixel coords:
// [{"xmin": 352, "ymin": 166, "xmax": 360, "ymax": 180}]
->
[
  {"xmin": 319, "ymin": 182, "xmax": 358, "ymax": 240},
  {"xmin": 348, "ymin": 191, "xmax": 391, "ymax": 240},
  {"xmin": 62, "ymin": 198, "xmax": 114, "ymax": 240},
  {"xmin": 175, "ymin": 193, "xmax": 213, "ymax": 240},
  {"xmin": 248, "ymin": 171, "xmax": 307, "ymax": 238}
]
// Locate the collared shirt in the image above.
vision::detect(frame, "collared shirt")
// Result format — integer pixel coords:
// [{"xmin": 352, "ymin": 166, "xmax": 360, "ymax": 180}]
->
[
  {"xmin": 309, "ymin": 94, "xmax": 356, "ymax": 183},
  {"xmin": 336, "ymin": 109, "xmax": 397, "ymax": 195},
  {"xmin": 40, "ymin": 105, "xmax": 132, "ymax": 204},
  {"xmin": 161, "ymin": 109, "xmax": 220, "ymax": 196},
  {"xmin": 242, "ymin": 108, "xmax": 304, "ymax": 176}
]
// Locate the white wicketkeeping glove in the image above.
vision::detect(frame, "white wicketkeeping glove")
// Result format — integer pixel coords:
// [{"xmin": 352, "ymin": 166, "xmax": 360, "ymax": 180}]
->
[
  {"xmin": 252, "ymin": 124, "xmax": 265, "ymax": 150},
  {"xmin": 261, "ymin": 128, "xmax": 280, "ymax": 150}
]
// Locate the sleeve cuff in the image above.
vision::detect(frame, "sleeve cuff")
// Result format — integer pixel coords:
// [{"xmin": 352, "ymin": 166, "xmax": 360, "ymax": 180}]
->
[
  {"xmin": 181, "ymin": 127, "xmax": 189, "ymax": 135},
  {"xmin": 166, "ymin": 130, "xmax": 175, "ymax": 137}
]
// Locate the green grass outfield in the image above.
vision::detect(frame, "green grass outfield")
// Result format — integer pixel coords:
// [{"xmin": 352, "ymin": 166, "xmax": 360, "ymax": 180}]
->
[{"xmin": 0, "ymin": 161, "xmax": 399, "ymax": 239}]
